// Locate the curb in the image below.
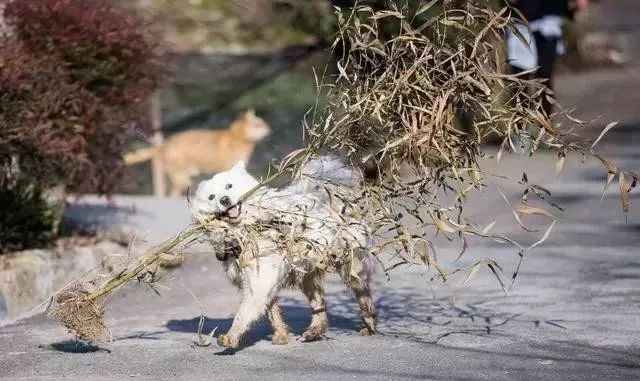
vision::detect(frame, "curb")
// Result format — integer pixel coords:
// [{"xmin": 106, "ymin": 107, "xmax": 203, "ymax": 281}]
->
[{"xmin": 0, "ymin": 240, "xmax": 126, "ymax": 326}]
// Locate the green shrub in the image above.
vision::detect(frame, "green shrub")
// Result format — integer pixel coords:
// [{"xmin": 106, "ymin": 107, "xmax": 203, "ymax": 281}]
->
[{"xmin": 0, "ymin": 181, "xmax": 55, "ymax": 254}]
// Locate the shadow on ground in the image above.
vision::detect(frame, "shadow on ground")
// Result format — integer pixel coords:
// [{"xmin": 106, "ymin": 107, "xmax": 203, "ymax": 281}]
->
[
  {"xmin": 156, "ymin": 288, "xmax": 564, "ymax": 351},
  {"xmin": 44, "ymin": 340, "xmax": 111, "ymax": 354},
  {"xmin": 164, "ymin": 302, "xmax": 362, "ymax": 352}
]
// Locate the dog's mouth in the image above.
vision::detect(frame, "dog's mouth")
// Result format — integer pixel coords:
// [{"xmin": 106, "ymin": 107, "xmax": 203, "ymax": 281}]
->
[{"xmin": 221, "ymin": 203, "xmax": 242, "ymax": 220}]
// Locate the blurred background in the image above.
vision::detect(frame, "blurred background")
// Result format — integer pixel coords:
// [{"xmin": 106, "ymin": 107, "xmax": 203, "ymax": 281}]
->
[
  {"xmin": 123, "ymin": 0, "xmax": 336, "ymax": 194},
  {"xmin": 121, "ymin": 0, "xmax": 634, "ymax": 194},
  {"xmin": 2, "ymin": 0, "xmax": 633, "ymax": 202}
]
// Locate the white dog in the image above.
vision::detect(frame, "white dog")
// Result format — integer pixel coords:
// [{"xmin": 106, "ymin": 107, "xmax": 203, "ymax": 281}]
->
[{"xmin": 191, "ymin": 157, "xmax": 376, "ymax": 348}]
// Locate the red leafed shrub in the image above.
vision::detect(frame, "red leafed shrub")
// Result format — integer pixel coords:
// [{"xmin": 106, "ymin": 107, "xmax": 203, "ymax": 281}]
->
[{"xmin": 0, "ymin": 0, "xmax": 165, "ymax": 194}]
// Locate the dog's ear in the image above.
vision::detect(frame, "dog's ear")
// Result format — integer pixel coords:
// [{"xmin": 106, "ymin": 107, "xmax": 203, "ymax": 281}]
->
[{"xmin": 244, "ymin": 109, "xmax": 255, "ymax": 118}]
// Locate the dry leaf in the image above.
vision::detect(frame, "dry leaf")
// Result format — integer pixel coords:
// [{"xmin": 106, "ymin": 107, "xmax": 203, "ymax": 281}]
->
[
  {"xmin": 619, "ymin": 171, "xmax": 631, "ymax": 217},
  {"xmin": 430, "ymin": 213, "xmax": 456, "ymax": 233},
  {"xmin": 463, "ymin": 262, "xmax": 482, "ymax": 285},
  {"xmin": 590, "ymin": 121, "xmax": 619, "ymax": 150},
  {"xmin": 527, "ymin": 221, "xmax": 556, "ymax": 251},
  {"xmin": 482, "ymin": 221, "xmax": 497, "ymax": 234},
  {"xmin": 593, "ymin": 154, "xmax": 618, "ymax": 199},
  {"xmin": 515, "ymin": 205, "xmax": 556, "ymax": 219},
  {"xmin": 554, "ymin": 152, "xmax": 566, "ymax": 178}
]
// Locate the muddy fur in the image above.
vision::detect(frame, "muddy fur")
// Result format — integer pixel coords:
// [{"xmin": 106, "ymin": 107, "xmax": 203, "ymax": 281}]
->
[{"xmin": 193, "ymin": 158, "xmax": 376, "ymax": 348}]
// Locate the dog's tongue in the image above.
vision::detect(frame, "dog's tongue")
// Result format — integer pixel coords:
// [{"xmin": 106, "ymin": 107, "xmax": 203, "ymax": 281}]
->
[{"xmin": 227, "ymin": 205, "xmax": 240, "ymax": 218}]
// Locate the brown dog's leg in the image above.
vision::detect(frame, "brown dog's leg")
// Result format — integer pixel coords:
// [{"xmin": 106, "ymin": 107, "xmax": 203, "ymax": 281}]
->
[
  {"xmin": 267, "ymin": 300, "xmax": 290, "ymax": 345},
  {"xmin": 301, "ymin": 273, "xmax": 328, "ymax": 342},
  {"xmin": 167, "ymin": 171, "xmax": 190, "ymax": 197}
]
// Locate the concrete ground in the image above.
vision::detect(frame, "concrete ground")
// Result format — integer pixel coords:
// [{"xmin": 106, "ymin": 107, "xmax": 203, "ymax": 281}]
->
[
  {"xmin": 2, "ymin": 1, "xmax": 640, "ymax": 380},
  {"xmin": 2, "ymin": 117, "xmax": 639, "ymax": 381}
]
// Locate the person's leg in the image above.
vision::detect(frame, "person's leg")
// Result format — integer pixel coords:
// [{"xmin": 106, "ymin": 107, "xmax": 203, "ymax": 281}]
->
[
  {"xmin": 533, "ymin": 31, "xmax": 560, "ymax": 116},
  {"xmin": 508, "ymin": 64, "xmax": 534, "ymax": 108}
]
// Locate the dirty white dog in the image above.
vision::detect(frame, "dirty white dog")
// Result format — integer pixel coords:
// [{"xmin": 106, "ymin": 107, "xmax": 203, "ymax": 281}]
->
[{"xmin": 191, "ymin": 157, "xmax": 376, "ymax": 348}]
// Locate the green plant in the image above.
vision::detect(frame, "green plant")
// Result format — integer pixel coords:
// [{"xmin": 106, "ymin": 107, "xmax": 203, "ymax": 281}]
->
[{"xmin": 0, "ymin": 181, "xmax": 56, "ymax": 254}]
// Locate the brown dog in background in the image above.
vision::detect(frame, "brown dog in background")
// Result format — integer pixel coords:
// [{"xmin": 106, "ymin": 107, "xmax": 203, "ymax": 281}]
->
[{"xmin": 124, "ymin": 110, "xmax": 270, "ymax": 197}]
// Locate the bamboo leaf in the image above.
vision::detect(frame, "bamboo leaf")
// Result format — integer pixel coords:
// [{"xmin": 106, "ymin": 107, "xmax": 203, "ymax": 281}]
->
[
  {"xmin": 515, "ymin": 205, "xmax": 556, "ymax": 219},
  {"xmin": 482, "ymin": 220, "xmax": 497, "ymax": 234},
  {"xmin": 590, "ymin": 121, "xmax": 618, "ymax": 150},
  {"xmin": 416, "ymin": 0, "xmax": 440, "ymax": 16},
  {"xmin": 554, "ymin": 152, "xmax": 566, "ymax": 178},
  {"xmin": 593, "ymin": 153, "xmax": 618, "ymax": 199},
  {"xmin": 527, "ymin": 220, "xmax": 556, "ymax": 251},
  {"xmin": 487, "ymin": 262, "xmax": 508, "ymax": 295},
  {"xmin": 463, "ymin": 262, "xmax": 482, "ymax": 285},
  {"xmin": 619, "ymin": 171, "xmax": 631, "ymax": 218},
  {"xmin": 429, "ymin": 211, "xmax": 456, "ymax": 233}
]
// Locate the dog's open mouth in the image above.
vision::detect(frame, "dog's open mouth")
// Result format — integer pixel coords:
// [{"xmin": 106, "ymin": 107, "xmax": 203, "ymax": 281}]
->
[{"xmin": 223, "ymin": 203, "xmax": 242, "ymax": 220}]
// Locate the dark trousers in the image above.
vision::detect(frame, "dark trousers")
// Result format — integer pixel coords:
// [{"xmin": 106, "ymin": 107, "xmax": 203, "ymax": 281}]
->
[{"xmin": 510, "ymin": 31, "xmax": 559, "ymax": 116}]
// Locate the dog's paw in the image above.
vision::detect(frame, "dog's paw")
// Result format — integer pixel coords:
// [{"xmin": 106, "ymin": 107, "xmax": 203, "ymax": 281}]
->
[
  {"xmin": 217, "ymin": 334, "xmax": 238, "ymax": 348},
  {"xmin": 358, "ymin": 326, "xmax": 376, "ymax": 336},
  {"xmin": 301, "ymin": 327, "xmax": 325, "ymax": 342},
  {"xmin": 272, "ymin": 332, "xmax": 290, "ymax": 345}
]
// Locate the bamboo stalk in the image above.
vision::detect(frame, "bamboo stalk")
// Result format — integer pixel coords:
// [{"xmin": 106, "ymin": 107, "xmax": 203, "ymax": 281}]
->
[{"xmin": 86, "ymin": 225, "xmax": 205, "ymax": 302}]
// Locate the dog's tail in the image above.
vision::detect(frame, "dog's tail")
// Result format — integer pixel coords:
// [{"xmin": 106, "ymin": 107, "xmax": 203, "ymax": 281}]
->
[
  {"xmin": 123, "ymin": 147, "xmax": 158, "ymax": 165},
  {"xmin": 300, "ymin": 155, "xmax": 358, "ymax": 188},
  {"xmin": 287, "ymin": 155, "xmax": 360, "ymax": 200}
]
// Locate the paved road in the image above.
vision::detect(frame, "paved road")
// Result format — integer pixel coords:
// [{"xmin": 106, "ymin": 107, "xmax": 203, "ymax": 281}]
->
[{"xmin": 2, "ymin": 1, "xmax": 640, "ymax": 379}]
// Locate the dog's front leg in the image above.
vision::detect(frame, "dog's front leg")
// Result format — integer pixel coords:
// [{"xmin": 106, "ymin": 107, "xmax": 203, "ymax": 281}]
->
[
  {"xmin": 266, "ymin": 300, "xmax": 290, "ymax": 345},
  {"xmin": 301, "ymin": 273, "xmax": 328, "ymax": 341},
  {"xmin": 218, "ymin": 257, "xmax": 284, "ymax": 348}
]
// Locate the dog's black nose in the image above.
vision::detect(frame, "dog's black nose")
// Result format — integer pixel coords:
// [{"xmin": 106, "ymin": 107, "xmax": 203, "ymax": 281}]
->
[{"xmin": 219, "ymin": 196, "xmax": 232, "ymax": 207}]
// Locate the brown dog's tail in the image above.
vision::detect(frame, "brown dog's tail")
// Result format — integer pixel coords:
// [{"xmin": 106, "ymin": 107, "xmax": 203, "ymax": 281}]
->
[{"xmin": 123, "ymin": 147, "xmax": 158, "ymax": 165}]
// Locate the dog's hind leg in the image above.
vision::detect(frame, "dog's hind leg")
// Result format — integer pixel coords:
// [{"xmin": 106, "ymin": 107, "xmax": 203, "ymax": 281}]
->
[
  {"xmin": 300, "ymin": 273, "xmax": 328, "ymax": 342},
  {"xmin": 352, "ymin": 281, "xmax": 376, "ymax": 335},
  {"xmin": 339, "ymin": 257, "xmax": 376, "ymax": 335},
  {"xmin": 267, "ymin": 300, "xmax": 290, "ymax": 345}
]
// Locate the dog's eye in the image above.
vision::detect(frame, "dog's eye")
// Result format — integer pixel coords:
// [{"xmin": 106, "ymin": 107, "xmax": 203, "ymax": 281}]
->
[
  {"xmin": 208, "ymin": 194, "xmax": 215, "ymax": 201},
  {"xmin": 225, "ymin": 184, "xmax": 233, "ymax": 190}
]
